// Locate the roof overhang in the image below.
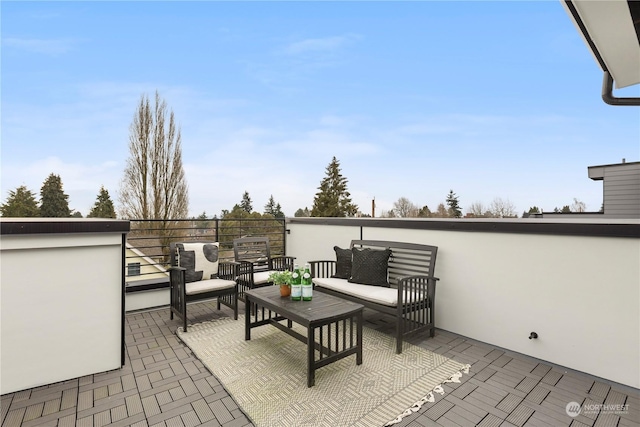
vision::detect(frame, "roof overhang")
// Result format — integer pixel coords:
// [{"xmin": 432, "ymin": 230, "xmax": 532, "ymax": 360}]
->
[
  {"xmin": 561, "ymin": 0, "xmax": 640, "ymax": 105},
  {"xmin": 588, "ymin": 160, "xmax": 640, "ymax": 180}
]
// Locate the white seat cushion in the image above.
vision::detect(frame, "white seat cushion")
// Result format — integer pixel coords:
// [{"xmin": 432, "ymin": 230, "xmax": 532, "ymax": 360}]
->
[
  {"xmin": 253, "ymin": 270, "xmax": 278, "ymax": 285},
  {"xmin": 185, "ymin": 278, "xmax": 236, "ymax": 296},
  {"xmin": 313, "ymin": 277, "xmax": 398, "ymax": 307}
]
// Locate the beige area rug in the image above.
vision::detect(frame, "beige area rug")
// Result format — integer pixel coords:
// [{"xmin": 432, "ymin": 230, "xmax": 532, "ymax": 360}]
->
[{"xmin": 177, "ymin": 315, "xmax": 470, "ymax": 427}]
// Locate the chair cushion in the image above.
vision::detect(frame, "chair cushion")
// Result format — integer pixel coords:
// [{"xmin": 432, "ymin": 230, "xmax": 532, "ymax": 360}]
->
[
  {"xmin": 331, "ymin": 246, "xmax": 352, "ymax": 279},
  {"xmin": 254, "ymin": 270, "xmax": 278, "ymax": 285},
  {"xmin": 314, "ymin": 277, "xmax": 398, "ymax": 306},
  {"xmin": 176, "ymin": 242, "xmax": 219, "ymax": 283},
  {"xmin": 185, "ymin": 278, "xmax": 236, "ymax": 295},
  {"xmin": 314, "ymin": 277, "xmax": 426, "ymax": 307},
  {"xmin": 348, "ymin": 247, "xmax": 392, "ymax": 287}
]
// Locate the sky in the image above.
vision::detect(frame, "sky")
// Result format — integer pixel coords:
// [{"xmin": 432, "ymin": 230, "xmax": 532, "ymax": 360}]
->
[{"xmin": 2, "ymin": 1, "xmax": 639, "ymax": 218}]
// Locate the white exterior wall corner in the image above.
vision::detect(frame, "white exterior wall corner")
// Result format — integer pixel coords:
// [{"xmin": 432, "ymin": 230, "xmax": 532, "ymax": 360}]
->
[
  {"xmin": 1, "ymin": 231, "xmax": 124, "ymax": 395},
  {"xmin": 286, "ymin": 220, "xmax": 640, "ymax": 389}
]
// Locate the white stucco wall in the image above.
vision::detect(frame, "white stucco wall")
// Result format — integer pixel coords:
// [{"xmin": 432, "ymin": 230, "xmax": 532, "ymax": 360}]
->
[
  {"xmin": 1, "ymin": 232, "xmax": 123, "ymax": 395},
  {"xmin": 125, "ymin": 288, "xmax": 170, "ymax": 312},
  {"xmin": 286, "ymin": 220, "xmax": 640, "ymax": 389}
]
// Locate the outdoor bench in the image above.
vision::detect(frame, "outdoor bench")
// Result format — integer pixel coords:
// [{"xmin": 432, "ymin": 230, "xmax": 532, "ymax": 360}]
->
[{"xmin": 309, "ymin": 239, "xmax": 439, "ymax": 354}]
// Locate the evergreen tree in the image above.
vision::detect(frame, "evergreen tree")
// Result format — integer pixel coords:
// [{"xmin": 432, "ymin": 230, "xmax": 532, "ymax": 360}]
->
[
  {"xmin": 217, "ymin": 208, "xmax": 283, "ymax": 247},
  {"xmin": 240, "ymin": 191, "xmax": 253, "ymax": 213},
  {"xmin": 553, "ymin": 205, "xmax": 572, "ymax": 213},
  {"xmin": 40, "ymin": 173, "xmax": 71, "ymax": 217},
  {"xmin": 88, "ymin": 186, "xmax": 116, "ymax": 218},
  {"xmin": 417, "ymin": 205, "xmax": 432, "ymax": 218},
  {"xmin": 311, "ymin": 157, "xmax": 358, "ymax": 217},
  {"xmin": 264, "ymin": 195, "xmax": 277, "ymax": 215},
  {"xmin": 1, "ymin": 185, "xmax": 40, "ymax": 217},
  {"xmin": 294, "ymin": 207, "xmax": 310, "ymax": 217},
  {"xmin": 264, "ymin": 195, "xmax": 285, "ymax": 218},
  {"xmin": 273, "ymin": 203, "xmax": 284, "ymax": 218},
  {"xmin": 523, "ymin": 206, "xmax": 541, "ymax": 217},
  {"xmin": 194, "ymin": 211, "xmax": 211, "ymax": 231},
  {"xmin": 446, "ymin": 190, "xmax": 462, "ymax": 218}
]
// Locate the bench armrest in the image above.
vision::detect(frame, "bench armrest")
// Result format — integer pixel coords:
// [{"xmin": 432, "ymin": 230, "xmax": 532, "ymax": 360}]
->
[
  {"xmin": 309, "ymin": 260, "xmax": 336, "ymax": 278},
  {"xmin": 397, "ymin": 275, "xmax": 439, "ymax": 304}
]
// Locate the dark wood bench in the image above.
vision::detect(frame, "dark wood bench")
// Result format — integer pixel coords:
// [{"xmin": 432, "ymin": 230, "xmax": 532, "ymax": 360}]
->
[{"xmin": 310, "ymin": 240, "xmax": 439, "ymax": 354}]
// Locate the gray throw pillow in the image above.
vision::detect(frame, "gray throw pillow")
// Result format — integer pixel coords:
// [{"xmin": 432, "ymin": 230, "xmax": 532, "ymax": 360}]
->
[
  {"xmin": 348, "ymin": 247, "xmax": 392, "ymax": 287},
  {"xmin": 331, "ymin": 246, "xmax": 352, "ymax": 279}
]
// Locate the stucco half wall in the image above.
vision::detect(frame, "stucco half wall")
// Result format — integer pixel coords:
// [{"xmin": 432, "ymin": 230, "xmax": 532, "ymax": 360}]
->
[{"xmin": 286, "ymin": 217, "xmax": 640, "ymax": 389}]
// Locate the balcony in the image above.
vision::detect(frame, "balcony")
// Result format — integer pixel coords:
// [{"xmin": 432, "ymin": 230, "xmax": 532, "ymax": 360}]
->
[{"xmin": 1, "ymin": 217, "xmax": 638, "ymax": 427}]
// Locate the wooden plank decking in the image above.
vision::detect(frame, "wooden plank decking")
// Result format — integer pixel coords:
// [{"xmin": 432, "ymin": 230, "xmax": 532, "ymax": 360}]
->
[{"xmin": 2, "ymin": 301, "xmax": 638, "ymax": 427}]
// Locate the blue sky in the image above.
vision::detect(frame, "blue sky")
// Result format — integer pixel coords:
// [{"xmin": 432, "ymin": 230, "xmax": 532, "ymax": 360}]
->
[{"xmin": 2, "ymin": 1, "xmax": 639, "ymax": 218}]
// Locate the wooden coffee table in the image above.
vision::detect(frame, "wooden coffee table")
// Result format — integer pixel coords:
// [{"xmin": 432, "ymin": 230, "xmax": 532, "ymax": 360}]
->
[{"xmin": 245, "ymin": 286, "xmax": 364, "ymax": 387}]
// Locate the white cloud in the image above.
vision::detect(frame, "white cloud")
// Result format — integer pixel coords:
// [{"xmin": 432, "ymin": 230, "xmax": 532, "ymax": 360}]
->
[
  {"xmin": 244, "ymin": 33, "xmax": 363, "ymax": 89},
  {"xmin": 0, "ymin": 78, "xmax": 620, "ymax": 220},
  {"xmin": 283, "ymin": 34, "xmax": 362, "ymax": 55},
  {"xmin": 3, "ymin": 37, "xmax": 76, "ymax": 55}
]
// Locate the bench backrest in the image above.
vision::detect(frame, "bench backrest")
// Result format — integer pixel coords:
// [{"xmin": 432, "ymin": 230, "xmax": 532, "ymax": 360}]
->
[
  {"xmin": 350, "ymin": 240, "xmax": 438, "ymax": 285},
  {"xmin": 233, "ymin": 237, "xmax": 272, "ymax": 271}
]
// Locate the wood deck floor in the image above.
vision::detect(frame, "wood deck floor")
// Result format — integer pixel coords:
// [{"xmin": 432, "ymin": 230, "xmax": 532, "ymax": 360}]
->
[{"xmin": 2, "ymin": 301, "xmax": 638, "ymax": 427}]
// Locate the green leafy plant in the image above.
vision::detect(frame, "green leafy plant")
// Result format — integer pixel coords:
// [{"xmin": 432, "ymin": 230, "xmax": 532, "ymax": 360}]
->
[{"xmin": 268, "ymin": 270, "xmax": 293, "ymax": 286}]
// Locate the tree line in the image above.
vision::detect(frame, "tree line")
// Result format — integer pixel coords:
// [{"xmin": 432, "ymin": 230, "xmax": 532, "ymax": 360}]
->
[
  {"xmin": 1, "ymin": 91, "xmax": 186, "ymax": 221},
  {"xmin": 1, "ymin": 91, "xmax": 590, "ymax": 221},
  {"xmin": 199, "ymin": 155, "xmax": 354, "ymax": 224},
  {"xmin": 380, "ymin": 194, "xmax": 517, "ymax": 219},
  {"xmin": 0, "ymin": 176, "xmax": 116, "ymax": 218}
]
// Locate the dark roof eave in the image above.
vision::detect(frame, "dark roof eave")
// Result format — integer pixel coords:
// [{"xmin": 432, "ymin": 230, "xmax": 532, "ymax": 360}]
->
[{"xmin": 1, "ymin": 218, "xmax": 130, "ymax": 235}]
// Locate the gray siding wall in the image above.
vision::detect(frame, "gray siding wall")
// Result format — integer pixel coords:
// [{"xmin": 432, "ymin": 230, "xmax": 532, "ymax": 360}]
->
[{"xmin": 603, "ymin": 163, "xmax": 640, "ymax": 218}]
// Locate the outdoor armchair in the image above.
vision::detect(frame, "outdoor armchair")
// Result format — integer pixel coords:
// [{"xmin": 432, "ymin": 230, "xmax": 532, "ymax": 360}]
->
[
  {"xmin": 169, "ymin": 241, "xmax": 239, "ymax": 332},
  {"xmin": 233, "ymin": 236, "xmax": 295, "ymax": 300}
]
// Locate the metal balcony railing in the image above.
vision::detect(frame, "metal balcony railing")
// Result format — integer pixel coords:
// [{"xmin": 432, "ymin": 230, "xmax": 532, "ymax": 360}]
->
[{"xmin": 125, "ymin": 217, "xmax": 287, "ymax": 290}]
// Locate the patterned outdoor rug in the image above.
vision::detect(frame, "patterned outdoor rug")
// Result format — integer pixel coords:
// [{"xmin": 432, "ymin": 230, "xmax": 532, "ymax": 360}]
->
[{"xmin": 177, "ymin": 315, "xmax": 469, "ymax": 427}]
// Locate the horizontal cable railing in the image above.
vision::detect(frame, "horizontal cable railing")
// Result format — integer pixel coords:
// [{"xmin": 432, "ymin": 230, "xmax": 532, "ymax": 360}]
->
[{"xmin": 125, "ymin": 217, "xmax": 286, "ymax": 289}]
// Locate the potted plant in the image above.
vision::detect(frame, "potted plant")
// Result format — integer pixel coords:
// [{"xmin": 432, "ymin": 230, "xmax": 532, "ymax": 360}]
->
[{"xmin": 268, "ymin": 270, "xmax": 293, "ymax": 297}]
